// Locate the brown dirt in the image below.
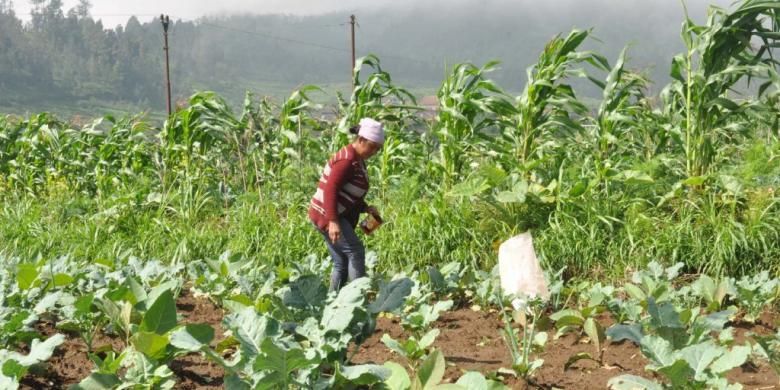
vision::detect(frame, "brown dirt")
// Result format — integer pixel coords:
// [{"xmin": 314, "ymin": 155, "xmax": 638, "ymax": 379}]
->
[
  {"xmin": 352, "ymin": 308, "xmax": 780, "ymax": 390},
  {"xmin": 170, "ymin": 289, "xmax": 226, "ymax": 390},
  {"xmin": 19, "ymin": 318, "xmax": 126, "ymax": 390},
  {"xmin": 20, "ymin": 289, "xmax": 227, "ymax": 390},
  {"xmin": 18, "ymin": 294, "xmax": 780, "ymax": 390},
  {"xmin": 726, "ymin": 312, "xmax": 780, "ymax": 389}
]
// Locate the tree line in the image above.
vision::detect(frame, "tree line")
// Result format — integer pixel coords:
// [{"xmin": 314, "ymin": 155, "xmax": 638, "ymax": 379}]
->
[{"xmin": 0, "ymin": 0, "xmax": 729, "ymax": 114}]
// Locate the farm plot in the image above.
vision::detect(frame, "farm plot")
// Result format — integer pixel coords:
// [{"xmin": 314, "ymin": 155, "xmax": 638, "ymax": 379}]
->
[
  {"xmin": 1, "ymin": 0, "xmax": 780, "ymax": 389},
  {"xmin": 0, "ymin": 255, "xmax": 777, "ymax": 389}
]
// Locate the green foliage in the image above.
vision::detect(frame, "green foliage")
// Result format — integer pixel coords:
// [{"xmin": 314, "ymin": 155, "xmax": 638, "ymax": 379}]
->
[
  {"xmin": 610, "ymin": 337, "xmax": 750, "ymax": 390},
  {"xmin": 731, "ymin": 271, "xmax": 779, "ymax": 323},
  {"xmin": 691, "ymin": 274, "xmax": 733, "ymax": 312},
  {"xmin": 502, "ymin": 29, "xmax": 607, "ymax": 170},
  {"xmin": 498, "ymin": 296, "xmax": 548, "ymax": 380},
  {"xmin": 752, "ymin": 330, "xmax": 780, "ymax": 376},
  {"xmin": 382, "ymin": 329, "xmax": 440, "ymax": 368},
  {"xmin": 434, "ymin": 60, "xmax": 512, "ymax": 186},
  {"xmin": 383, "ymin": 349, "xmax": 508, "ymax": 390},
  {"xmin": 0, "ymin": 334, "xmax": 65, "ymax": 388},
  {"xmin": 663, "ymin": 0, "xmax": 780, "ymax": 178}
]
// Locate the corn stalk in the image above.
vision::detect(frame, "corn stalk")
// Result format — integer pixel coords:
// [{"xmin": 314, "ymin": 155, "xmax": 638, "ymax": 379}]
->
[
  {"xmin": 501, "ymin": 29, "xmax": 608, "ymax": 174},
  {"xmin": 435, "ymin": 61, "xmax": 514, "ymax": 187},
  {"xmin": 664, "ymin": 0, "xmax": 780, "ymax": 179}
]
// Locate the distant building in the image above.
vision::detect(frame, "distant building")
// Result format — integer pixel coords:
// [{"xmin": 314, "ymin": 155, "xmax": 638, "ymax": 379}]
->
[{"xmin": 419, "ymin": 95, "xmax": 439, "ymax": 119}]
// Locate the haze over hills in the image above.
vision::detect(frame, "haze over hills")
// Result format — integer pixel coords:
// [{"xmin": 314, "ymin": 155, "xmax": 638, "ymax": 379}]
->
[{"xmin": 0, "ymin": 0, "xmax": 732, "ymax": 116}]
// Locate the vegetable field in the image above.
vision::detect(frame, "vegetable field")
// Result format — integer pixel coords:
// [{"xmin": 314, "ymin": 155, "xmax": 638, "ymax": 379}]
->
[{"xmin": 1, "ymin": 0, "xmax": 780, "ymax": 389}]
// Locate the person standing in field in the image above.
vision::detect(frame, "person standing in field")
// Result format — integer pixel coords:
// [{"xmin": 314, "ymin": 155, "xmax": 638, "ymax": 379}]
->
[{"xmin": 309, "ymin": 118, "xmax": 384, "ymax": 292}]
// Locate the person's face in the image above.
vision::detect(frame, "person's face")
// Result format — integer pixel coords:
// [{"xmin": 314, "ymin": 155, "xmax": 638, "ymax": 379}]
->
[{"xmin": 355, "ymin": 137, "xmax": 382, "ymax": 159}]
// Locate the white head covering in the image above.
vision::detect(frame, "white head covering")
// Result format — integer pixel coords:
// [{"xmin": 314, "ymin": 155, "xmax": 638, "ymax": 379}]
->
[{"xmin": 357, "ymin": 118, "xmax": 384, "ymax": 145}]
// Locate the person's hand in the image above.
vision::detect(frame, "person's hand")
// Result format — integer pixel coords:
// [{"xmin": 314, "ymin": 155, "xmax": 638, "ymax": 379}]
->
[
  {"xmin": 328, "ymin": 220, "xmax": 341, "ymax": 243},
  {"xmin": 366, "ymin": 206, "xmax": 380, "ymax": 219}
]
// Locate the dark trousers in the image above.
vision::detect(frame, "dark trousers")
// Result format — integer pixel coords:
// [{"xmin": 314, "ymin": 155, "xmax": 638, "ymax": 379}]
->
[{"xmin": 316, "ymin": 217, "xmax": 366, "ymax": 292}]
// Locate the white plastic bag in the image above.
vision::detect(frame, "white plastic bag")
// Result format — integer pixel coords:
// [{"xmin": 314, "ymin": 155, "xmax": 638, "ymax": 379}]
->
[{"xmin": 498, "ymin": 231, "xmax": 549, "ymax": 309}]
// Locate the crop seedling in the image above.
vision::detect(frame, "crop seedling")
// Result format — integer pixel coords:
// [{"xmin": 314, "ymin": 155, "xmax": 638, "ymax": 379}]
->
[
  {"xmin": 497, "ymin": 294, "xmax": 548, "ymax": 380},
  {"xmin": 382, "ymin": 292, "xmax": 453, "ymax": 368},
  {"xmin": 731, "ymin": 271, "xmax": 779, "ymax": 323},
  {"xmin": 751, "ymin": 330, "xmax": 780, "ymax": 376},
  {"xmin": 383, "ymin": 349, "xmax": 508, "ymax": 390},
  {"xmin": 551, "ymin": 282, "xmax": 612, "ymax": 367}
]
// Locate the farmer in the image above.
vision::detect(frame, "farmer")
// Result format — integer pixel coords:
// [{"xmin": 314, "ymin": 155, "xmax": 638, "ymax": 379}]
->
[{"xmin": 309, "ymin": 118, "xmax": 384, "ymax": 292}]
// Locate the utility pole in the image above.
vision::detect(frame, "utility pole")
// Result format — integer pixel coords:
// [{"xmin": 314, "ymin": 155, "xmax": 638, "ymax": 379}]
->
[
  {"xmin": 350, "ymin": 14, "xmax": 356, "ymax": 89},
  {"xmin": 161, "ymin": 14, "xmax": 172, "ymax": 116}
]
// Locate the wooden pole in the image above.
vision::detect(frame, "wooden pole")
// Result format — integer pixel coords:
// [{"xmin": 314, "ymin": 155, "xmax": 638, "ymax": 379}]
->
[
  {"xmin": 350, "ymin": 14, "xmax": 356, "ymax": 88},
  {"xmin": 161, "ymin": 14, "xmax": 172, "ymax": 116}
]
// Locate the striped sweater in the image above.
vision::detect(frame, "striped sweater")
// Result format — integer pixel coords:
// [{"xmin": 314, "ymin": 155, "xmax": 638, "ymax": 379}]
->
[{"xmin": 308, "ymin": 144, "xmax": 369, "ymax": 230}]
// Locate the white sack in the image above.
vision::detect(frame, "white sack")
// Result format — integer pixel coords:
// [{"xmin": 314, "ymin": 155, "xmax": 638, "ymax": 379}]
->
[{"xmin": 498, "ymin": 231, "xmax": 549, "ymax": 309}]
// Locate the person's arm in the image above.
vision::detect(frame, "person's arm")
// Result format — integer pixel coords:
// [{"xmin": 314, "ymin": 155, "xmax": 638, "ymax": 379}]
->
[{"xmin": 323, "ymin": 159, "xmax": 352, "ymax": 241}]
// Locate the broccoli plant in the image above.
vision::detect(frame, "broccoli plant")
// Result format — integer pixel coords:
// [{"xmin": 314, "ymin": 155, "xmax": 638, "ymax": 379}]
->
[
  {"xmin": 383, "ymin": 349, "xmax": 508, "ymax": 390},
  {"xmin": 550, "ymin": 282, "xmax": 612, "ymax": 366},
  {"xmin": 731, "ymin": 271, "xmax": 778, "ymax": 323},
  {"xmin": 381, "ymin": 298, "xmax": 453, "ymax": 369}
]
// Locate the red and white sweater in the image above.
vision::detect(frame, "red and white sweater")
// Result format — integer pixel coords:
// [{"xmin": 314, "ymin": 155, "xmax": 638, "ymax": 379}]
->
[{"xmin": 309, "ymin": 144, "xmax": 369, "ymax": 230}]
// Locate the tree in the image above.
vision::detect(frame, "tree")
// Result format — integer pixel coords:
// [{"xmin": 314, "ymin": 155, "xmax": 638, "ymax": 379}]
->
[{"xmin": 75, "ymin": 0, "xmax": 90, "ymax": 18}]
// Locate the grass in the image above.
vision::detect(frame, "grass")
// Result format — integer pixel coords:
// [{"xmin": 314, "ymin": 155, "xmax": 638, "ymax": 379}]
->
[{"xmin": 2, "ymin": 158, "xmax": 778, "ymax": 282}]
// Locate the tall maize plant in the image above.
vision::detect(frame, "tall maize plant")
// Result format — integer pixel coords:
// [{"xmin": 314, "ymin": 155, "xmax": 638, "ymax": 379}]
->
[
  {"xmin": 663, "ymin": 0, "xmax": 780, "ymax": 179},
  {"xmin": 435, "ymin": 61, "xmax": 514, "ymax": 187},
  {"xmin": 760, "ymin": 70, "xmax": 780, "ymax": 140},
  {"xmin": 160, "ymin": 92, "xmax": 244, "ymax": 187},
  {"xmin": 267, "ymin": 86, "xmax": 323, "ymax": 184},
  {"xmin": 233, "ymin": 88, "xmax": 324, "ymax": 190},
  {"xmin": 593, "ymin": 48, "xmax": 649, "ymax": 163},
  {"xmin": 239, "ymin": 93, "xmax": 279, "ymax": 187},
  {"xmin": 587, "ymin": 47, "xmax": 652, "ymax": 195},
  {"xmin": 0, "ymin": 113, "xmax": 70, "ymax": 193},
  {"xmin": 338, "ymin": 54, "xmax": 421, "ymax": 192},
  {"xmin": 501, "ymin": 29, "xmax": 607, "ymax": 174},
  {"xmin": 338, "ymin": 54, "xmax": 418, "ymax": 136}
]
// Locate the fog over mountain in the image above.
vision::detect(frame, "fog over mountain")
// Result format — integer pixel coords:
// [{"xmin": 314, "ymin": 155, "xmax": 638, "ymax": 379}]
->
[{"xmin": 1, "ymin": 0, "xmax": 733, "ymax": 114}]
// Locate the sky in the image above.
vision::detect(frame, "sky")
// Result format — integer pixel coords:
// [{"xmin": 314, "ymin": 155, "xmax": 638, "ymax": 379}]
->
[
  {"xmin": 11, "ymin": 0, "xmax": 740, "ymax": 28},
  {"xmin": 11, "ymin": 0, "xmax": 410, "ymax": 27},
  {"xmin": 11, "ymin": 0, "xmax": 739, "ymax": 29}
]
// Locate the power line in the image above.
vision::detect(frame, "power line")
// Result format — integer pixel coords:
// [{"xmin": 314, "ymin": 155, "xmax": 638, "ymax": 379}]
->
[
  {"xmin": 181, "ymin": 17, "xmax": 441, "ymax": 68},
  {"xmin": 13, "ymin": 11, "xmax": 444, "ymax": 68},
  {"xmin": 14, "ymin": 13, "xmax": 159, "ymax": 17},
  {"xmin": 187, "ymin": 19, "xmax": 350, "ymax": 53}
]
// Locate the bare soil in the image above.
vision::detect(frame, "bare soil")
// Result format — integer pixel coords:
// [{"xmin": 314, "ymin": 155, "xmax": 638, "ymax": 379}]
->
[
  {"xmin": 169, "ymin": 290, "xmax": 226, "ymax": 390},
  {"xmin": 352, "ymin": 308, "xmax": 780, "ymax": 390},
  {"xmin": 20, "ymin": 293, "xmax": 780, "ymax": 390},
  {"xmin": 20, "ymin": 289, "xmax": 226, "ymax": 390}
]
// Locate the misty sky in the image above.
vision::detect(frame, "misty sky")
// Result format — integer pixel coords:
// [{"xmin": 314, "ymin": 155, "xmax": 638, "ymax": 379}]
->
[
  {"xmin": 12, "ymin": 0, "xmax": 414, "ymax": 27},
  {"xmin": 12, "ymin": 0, "xmax": 735, "ymax": 28}
]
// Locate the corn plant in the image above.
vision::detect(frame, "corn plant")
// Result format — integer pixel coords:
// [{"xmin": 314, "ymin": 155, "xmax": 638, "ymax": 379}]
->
[
  {"xmin": 500, "ymin": 29, "xmax": 608, "ymax": 173},
  {"xmin": 662, "ymin": 0, "xmax": 780, "ymax": 179},
  {"xmin": 337, "ymin": 54, "xmax": 419, "ymax": 151},
  {"xmin": 587, "ymin": 47, "xmax": 653, "ymax": 197},
  {"xmin": 434, "ymin": 61, "xmax": 514, "ymax": 187},
  {"xmin": 161, "ymin": 92, "xmax": 233, "ymax": 164},
  {"xmin": 234, "ymin": 91, "xmax": 325, "ymax": 190}
]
